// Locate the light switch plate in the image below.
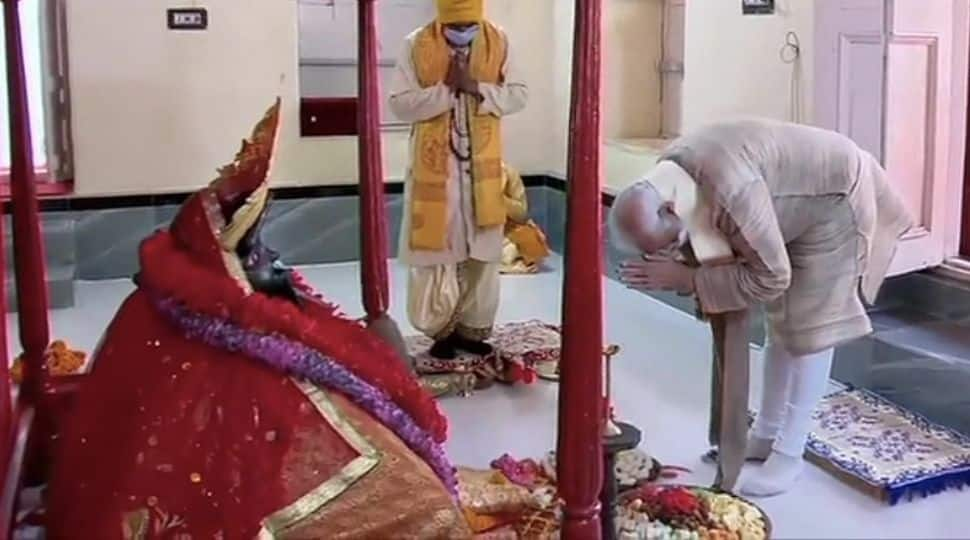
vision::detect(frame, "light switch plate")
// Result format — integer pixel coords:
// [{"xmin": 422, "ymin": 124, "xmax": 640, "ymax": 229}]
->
[
  {"xmin": 741, "ymin": 0, "xmax": 774, "ymax": 15},
  {"xmin": 167, "ymin": 8, "xmax": 208, "ymax": 30}
]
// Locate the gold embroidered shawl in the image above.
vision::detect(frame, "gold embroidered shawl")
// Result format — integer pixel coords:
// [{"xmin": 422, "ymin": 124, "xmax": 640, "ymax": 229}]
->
[{"xmin": 409, "ymin": 21, "xmax": 507, "ymax": 251}]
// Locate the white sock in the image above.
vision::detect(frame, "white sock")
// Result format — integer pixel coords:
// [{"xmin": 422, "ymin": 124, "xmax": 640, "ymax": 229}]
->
[
  {"xmin": 743, "ymin": 451, "xmax": 806, "ymax": 497},
  {"xmin": 745, "ymin": 435, "xmax": 773, "ymax": 461},
  {"xmin": 747, "ymin": 340, "xmax": 795, "ymax": 460},
  {"xmin": 742, "ymin": 347, "xmax": 833, "ymax": 497}
]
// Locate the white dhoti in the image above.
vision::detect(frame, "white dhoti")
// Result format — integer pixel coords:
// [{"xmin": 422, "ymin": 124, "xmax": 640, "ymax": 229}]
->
[
  {"xmin": 407, "ymin": 259, "xmax": 500, "ymax": 341},
  {"xmin": 388, "ymin": 23, "xmax": 527, "ymax": 344}
]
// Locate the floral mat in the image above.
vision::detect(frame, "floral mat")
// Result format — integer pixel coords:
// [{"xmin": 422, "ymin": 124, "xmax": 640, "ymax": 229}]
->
[
  {"xmin": 704, "ymin": 387, "xmax": 970, "ymax": 505},
  {"xmin": 409, "ymin": 320, "xmax": 563, "ymax": 396},
  {"xmin": 804, "ymin": 387, "xmax": 970, "ymax": 505}
]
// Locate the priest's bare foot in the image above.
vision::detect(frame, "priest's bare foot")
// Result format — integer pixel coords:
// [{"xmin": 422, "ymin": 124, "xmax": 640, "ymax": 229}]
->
[
  {"xmin": 740, "ymin": 451, "xmax": 804, "ymax": 497},
  {"xmin": 450, "ymin": 335, "xmax": 493, "ymax": 356}
]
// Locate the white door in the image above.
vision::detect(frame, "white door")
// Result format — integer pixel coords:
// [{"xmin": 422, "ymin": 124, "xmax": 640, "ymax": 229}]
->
[
  {"xmin": 660, "ymin": 0, "xmax": 685, "ymax": 138},
  {"xmin": 882, "ymin": 0, "xmax": 953, "ymax": 273},
  {"xmin": 814, "ymin": 0, "xmax": 886, "ymax": 161},
  {"xmin": 815, "ymin": 0, "xmax": 953, "ymax": 275}
]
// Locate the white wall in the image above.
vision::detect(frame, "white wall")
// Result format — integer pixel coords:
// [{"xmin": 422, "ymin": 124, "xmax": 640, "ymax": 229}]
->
[
  {"xmin": 64, "ymin": 0, "xmax": 555, "ymax": 196},
  {"xmin": 680, "ymin": 0, "xmax": 814, "ymax": 131},
  {"xmin": 549, "ymin": 0, "xmax": 664, "ymax": 179},
  {"xmin": 549, "ymin": 0, "xmax": 574, "ymax": 178},
  {"xmin": 548, "ymin": 0, "xmax": 815, "ymax": 189},
  {"xmin": 604, "ymin": 0, "xmax": 664, "ymax": 140},
  {"xmin": 297, "ymin": 0, "xmax": 435, "ymax": 124},
  {"xmin": 66, "ymin": 0, "xmax": 299, "ymax": 196},
  {"xmin": 60, "ymin": 0, "xmax": 825, "ymax": 196},
  {"xmin": 297, "ymin": 0, "xmax": 436, "ymax": 62}
]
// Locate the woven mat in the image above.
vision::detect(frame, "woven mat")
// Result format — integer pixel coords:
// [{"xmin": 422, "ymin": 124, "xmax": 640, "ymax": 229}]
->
[
  {"xmin": 408, "ymin": 320, "xmax": 561, "ymax": 393},
  {"xmin": 805, "ymin": 387, "xmax": 970, "ymax": 504}
]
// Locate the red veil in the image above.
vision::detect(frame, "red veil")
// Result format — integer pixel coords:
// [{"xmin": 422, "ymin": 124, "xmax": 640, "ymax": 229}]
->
[{"xmin": 45, "ymin": 101, "xmax": 460, "ymax": 538}]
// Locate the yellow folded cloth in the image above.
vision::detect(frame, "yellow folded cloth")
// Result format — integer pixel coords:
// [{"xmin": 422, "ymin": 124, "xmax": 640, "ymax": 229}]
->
[
  {"xmin": 436, "ymin": 0, "xmax": 484, "ymax": 24},
  {"xmin": 506, "ymin": 221, "xmax": 550, "ymax": 264}
]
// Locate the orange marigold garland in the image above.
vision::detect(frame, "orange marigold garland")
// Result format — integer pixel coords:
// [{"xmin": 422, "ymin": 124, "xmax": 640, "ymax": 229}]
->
[{"xmin": 10, "ymin": 340, "xmax": 87, "ymax": 384}]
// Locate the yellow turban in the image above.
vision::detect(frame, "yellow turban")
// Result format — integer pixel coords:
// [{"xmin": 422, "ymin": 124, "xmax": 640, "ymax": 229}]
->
[{"xmin": 436, "ymin": 0, "xmax": 484, "ymax": 24}]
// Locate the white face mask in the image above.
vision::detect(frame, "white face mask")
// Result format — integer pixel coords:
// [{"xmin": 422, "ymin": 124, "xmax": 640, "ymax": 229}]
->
[{"xmin": 444, "ymin": 24, "xmax": 479, "ymax": 47}]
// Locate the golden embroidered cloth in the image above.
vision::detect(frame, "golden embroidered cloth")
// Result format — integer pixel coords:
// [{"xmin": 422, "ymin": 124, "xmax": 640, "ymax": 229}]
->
[
  {"xmin": 269, "ymin": 391, "xmax": 470, "ymax": 539},
  {"xmin": 409, "ymin": 21, "xmax": 507, "ymax": 251},
  {"xmin": 500, "ymin": 164, "xmax": 549, "ymax": 273}
]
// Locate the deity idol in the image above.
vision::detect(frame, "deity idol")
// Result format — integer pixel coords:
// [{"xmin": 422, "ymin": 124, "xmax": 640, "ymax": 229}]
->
[{"xmin": 45, "ymin": 100, "xmax": 470, "ymax": 538}]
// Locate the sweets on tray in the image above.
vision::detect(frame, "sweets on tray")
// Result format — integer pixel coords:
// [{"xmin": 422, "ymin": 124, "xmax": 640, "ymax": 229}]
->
[
  {"xmin": 542, "ymin": 448, "xmax": 662, "ymax": 488},
  {"xmin": 618, "ymin": 485, "xmax": 768, "ymax": 540},
  {"xmin": 460, "ymin": 454, "xmax": 769, "ymax": 540},
  {"xmin": 10, "ymin": 340, "xmax": 87, "ymax": 383}
]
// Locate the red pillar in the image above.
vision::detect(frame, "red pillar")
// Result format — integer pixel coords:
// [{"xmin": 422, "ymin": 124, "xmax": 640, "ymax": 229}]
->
[
  {"xmin": 0, "ymin": 209, "xmax": 8, "ymax": 485},
  {"xmin": 557, "ymin": 0, "xmax": 605, "ymax": 538},
  {"xmin": 3, "ymin": 0, "xmax": 51, "ymax": 419},
  {"xmin": 357, "ymin": 0, "xmax": 390, "ymax": 318}
]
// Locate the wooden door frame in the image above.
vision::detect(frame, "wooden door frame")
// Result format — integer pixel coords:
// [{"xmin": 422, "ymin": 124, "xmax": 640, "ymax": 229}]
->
[
  {"xmin": 929, "ymin": 0, "xmax": 970, "ymax": 273},
  {"xmin": 962, "ymin": 80, "xmax": 970, "ymax": 256},
  {"xmin": 889, "ymin": 0, "xmax": 970, "ymax": 269},
  {"xmin": 942, "ymin": 0, "xmax": 970, "ymax": 264},
  {"xmin": 894, "ymin": 0, "xmax": 970, "ymax": 272},
  {"xmin": 957, "ymin": 0, "xmax": 970, "ymax": 259}
]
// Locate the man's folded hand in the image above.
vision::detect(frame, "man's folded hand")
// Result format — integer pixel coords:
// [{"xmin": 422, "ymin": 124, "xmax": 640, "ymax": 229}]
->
[{"xmin": 618, "ymin": 255, "xmax": 696, "ymax": 295}]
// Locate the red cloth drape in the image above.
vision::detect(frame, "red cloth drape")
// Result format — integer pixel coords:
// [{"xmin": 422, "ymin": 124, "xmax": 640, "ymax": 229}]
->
[{"xmin": 46, "ymin": 291, "xmax": 359, "ymax": 538}]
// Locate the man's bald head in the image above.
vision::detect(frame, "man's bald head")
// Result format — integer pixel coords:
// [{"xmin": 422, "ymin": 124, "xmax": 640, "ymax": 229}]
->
[{"xmin": 608, "ymin": 181, "xmax": 685, "ymax": 255}]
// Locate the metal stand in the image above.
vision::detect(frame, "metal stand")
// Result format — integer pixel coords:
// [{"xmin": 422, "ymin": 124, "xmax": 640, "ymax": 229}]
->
[{"xmin": 600, "ymin": 422, "xmax": 642, "ymax": 540}]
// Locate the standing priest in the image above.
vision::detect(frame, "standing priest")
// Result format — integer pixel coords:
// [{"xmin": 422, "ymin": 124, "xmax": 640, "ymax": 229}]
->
[{"xmin": 390, "ymin": 0, "xmax": 528, "ymax": 360}]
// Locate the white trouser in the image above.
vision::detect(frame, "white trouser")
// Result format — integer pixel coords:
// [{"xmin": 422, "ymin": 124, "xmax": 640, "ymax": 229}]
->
[{"xmin": 751, "ymin": 340, "xmax": 834, "ymax": 457}]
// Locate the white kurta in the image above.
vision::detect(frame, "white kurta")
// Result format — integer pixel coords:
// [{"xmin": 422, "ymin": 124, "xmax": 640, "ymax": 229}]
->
[
  {"xmin": 660, "ymin": 118, "xmax": 913, "ymax": 354},
  {"xmin": 389, "ymin": 25, "xmax": 528, "ymax": 267}
]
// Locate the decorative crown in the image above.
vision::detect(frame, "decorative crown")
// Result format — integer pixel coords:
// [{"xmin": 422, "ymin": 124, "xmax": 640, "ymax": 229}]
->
[{"xmin": 211, "ymin": 98, "xmax": 282, "ymax": 221}]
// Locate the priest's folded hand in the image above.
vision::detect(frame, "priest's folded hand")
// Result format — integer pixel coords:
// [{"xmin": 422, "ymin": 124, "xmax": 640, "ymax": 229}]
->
[
  {"xmin": 455, "ymin": 56, "xmax": 481, "ymax": 98},
  {"xmin": 619, "ymin": 255, "xmax": 696, "ymax": 294},
  {"xmin": 445, "ymin": 56, "xmax": 463, "ymax": 93}
]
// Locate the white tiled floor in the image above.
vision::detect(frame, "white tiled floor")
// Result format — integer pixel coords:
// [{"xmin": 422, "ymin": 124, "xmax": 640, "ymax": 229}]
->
[{"xmin": 9, "ymin": 257, "xmax": 970, "ymax": 539}]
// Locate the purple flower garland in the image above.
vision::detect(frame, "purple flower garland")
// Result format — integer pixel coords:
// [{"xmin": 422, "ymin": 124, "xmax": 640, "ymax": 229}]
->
[{"xmin": 152, "ymin": 296, "xmax": 459, "ymax": 498}]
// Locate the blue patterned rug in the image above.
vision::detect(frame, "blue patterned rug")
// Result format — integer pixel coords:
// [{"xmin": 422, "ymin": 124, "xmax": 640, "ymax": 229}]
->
[{"xmin": 806, "ymin": 387, "xmax": 970, "ymax": 504}]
